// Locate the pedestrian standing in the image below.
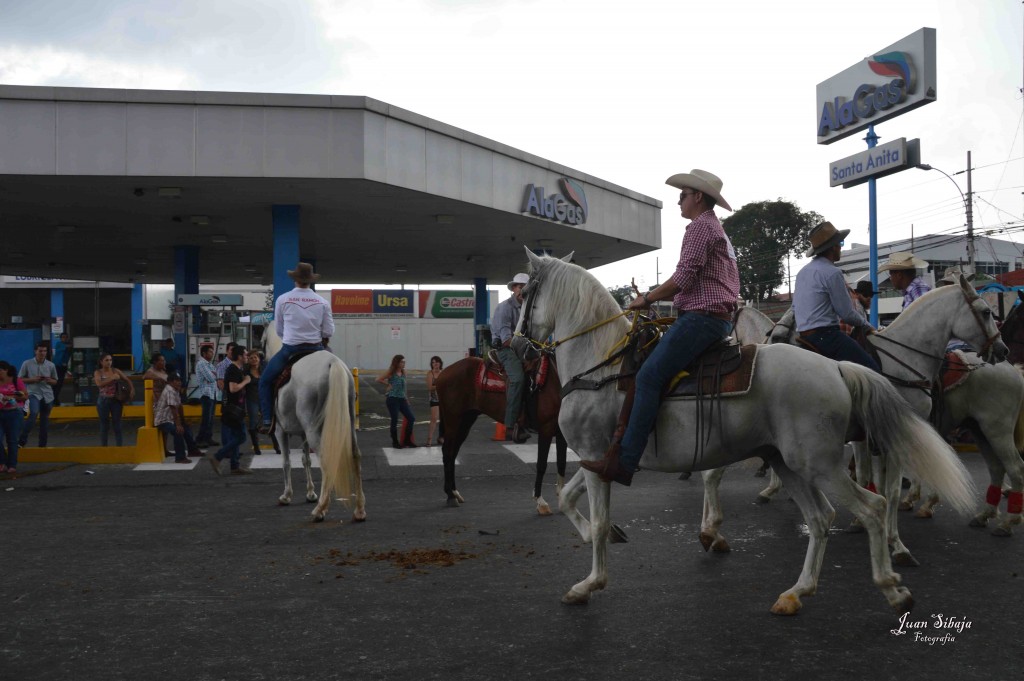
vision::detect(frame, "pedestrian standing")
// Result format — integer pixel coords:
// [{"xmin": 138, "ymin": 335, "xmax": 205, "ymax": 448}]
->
[
  {"xmin": 207, "ymin": 345, "xmax": 252, "ymax": 475},
  {"xmin": 377, "ymin": 354, "xmax": 417, "ymax": 449},
  {"xmin": 426, "ymin": 355, "xmax": 445, "ymax": 446},
  {"xmin": 195, "ymin": 345, "xmax": 219, "ymax": 447},
  {"xmin": 52, "ymin": 332, "xmax": 71, "ymax": 406},
  {"xmin": 94, "ymin": 353, "xmax": 133, "ymax": 446},
  {"xmin": 18, "ymin": 343, "xmax": 58, "ymax": 447},
  {"xmin": 244, "ymin": 350, "xmax": 265, "ymax": 455},
  {"xmin": 0, "ymin": 361, "xmax": 27, "ymax": 475}
]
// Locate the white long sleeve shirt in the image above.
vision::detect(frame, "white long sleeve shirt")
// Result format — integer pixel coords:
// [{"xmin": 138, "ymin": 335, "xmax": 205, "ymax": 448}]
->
[{"xmin": 274, "ymin": 287, "xmax": 335, "ymax": 346}]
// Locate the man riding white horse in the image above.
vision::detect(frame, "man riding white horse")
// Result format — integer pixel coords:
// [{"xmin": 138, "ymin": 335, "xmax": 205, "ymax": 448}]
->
[
  {"xmin": 790, "ymin": 221, "xmax": 880, "ymax": 372},
  {"xmin": 581, "ymin": 169, "xmax": 739, "ymax": 487},
  {"xmin": 257, "ymin": 262, "xmax": 335, "ymax": 434}
]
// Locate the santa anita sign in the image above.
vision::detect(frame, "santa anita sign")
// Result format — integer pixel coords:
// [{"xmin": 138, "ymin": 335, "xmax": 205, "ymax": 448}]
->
[{"xmin": 816, "ymin": 27, "xmax": 936, "ymax": 145}]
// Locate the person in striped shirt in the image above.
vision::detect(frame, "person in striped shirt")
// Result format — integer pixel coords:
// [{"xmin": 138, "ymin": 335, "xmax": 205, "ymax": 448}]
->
[{"xmin": 582, "ymin": 169, "xmax": 740, "ymax": 487}]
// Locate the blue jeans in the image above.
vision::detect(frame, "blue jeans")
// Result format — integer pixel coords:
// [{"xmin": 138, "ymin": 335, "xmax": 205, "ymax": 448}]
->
[
  {"xmin": 259, "ymin": 343, "xmax": 323, "ymax": 424},
  {"xmin": 0, "ymin": 409, "xmax": 22, "ymax": 469},
  {"xmin": 802, "ymin": 327, "xmax": 880, "ymax": 372},
  {"xmin": 97, "ymin": 396, "xmax": 124, "ymax": 446},
  {"xmin": 198, "ymin": 395, "xmax": 216, "ymax": 443},
  {"xmin": 157, "ymin": 422, "xmax": 201, "ymax": 460},
  {"xmin": 620, "ymin": 312, "xmax": 733, "ymax": 473},
  {"xmin": 386, "ymin": 396, "xmax": 416, "ymax": 444},
  {"xmin": 214, "ymin": 422, "xmax": 247, "ymax": 469},
  {"xmin": 21, "ymin": 395, "xmax": 52, "ymax": 447},
  {"xmin": 496, "ymin": 346, "xmax": 525, "ymax": 428}
]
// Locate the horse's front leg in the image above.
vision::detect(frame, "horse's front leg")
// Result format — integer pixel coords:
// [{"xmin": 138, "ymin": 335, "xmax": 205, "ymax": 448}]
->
[
  {"xmin": 534, "ymin": 433, "xmax": 554, "ymax": 515},
  {"xmin": 558, "ymin": 468, "xmax": 591, "ymax": 542},
  {"xmin": 562, "ymin": 471, "xmax": 611, "ymax": 605},
  {"xmin": 278, "ymin": 431, "xmax": 294, "ymax": 505}
]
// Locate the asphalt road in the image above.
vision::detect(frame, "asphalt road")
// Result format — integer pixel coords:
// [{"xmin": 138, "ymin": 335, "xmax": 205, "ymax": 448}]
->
[{"xmin": 3, "ymin": 372, "xmax": 1023, "ymax": 680}]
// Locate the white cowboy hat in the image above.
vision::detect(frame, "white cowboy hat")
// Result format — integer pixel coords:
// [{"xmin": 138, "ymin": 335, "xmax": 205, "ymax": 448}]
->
[
  {"xmin": 287, "ymin": 262, "xmax": 320, "ymax": 283},
  {"xmin": 805, "ymin": 221, "xmax": 850, "ymax": 257},
  {"xmin": 937, "ymin": 265, "xmax": 971, "ymax": 286},
  {"xmin": 878, "ymin": 251, "xmax": 929, "ymax": 273},
  {"xmin": 665, "ymin": 169, "xmax": 732, "ymax": 212},
  {"xmin": 507, "ymin": 273, "xmax": 529, "ymax": 290}
]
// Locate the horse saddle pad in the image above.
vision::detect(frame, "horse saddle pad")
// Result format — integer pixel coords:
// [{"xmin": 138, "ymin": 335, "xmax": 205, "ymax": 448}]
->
[
  {"xmin": 477, "ymin": 355, "xmax": 551, "ymax": 394},
  {"xmin": 665, "ymin": 343, "xmax": 758, "ymax": 399},
  {"xmin": 273, "ymin": 349, "xmax": 323, "ymax": 391},
  {"xmin": 939, "ymin": 350, "xmax": 971, "ymax": 392}
]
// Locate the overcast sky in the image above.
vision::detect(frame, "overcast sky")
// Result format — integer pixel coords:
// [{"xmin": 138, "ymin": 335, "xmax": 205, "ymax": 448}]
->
[{"xmin": 1, "ymin": 0, "xmax": 1021, "ymax": 293}]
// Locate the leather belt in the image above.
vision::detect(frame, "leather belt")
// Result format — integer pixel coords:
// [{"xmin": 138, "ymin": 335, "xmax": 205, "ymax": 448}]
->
[
  {"xmin": 684, "ymin": 310, "xmax": 733, "ymax": 322},
  {"xmin": 799, "ymin": 325, "xmax": 839, "ymax": 338}
]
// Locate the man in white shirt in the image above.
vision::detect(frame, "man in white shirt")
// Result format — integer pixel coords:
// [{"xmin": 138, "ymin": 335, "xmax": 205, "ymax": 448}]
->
[
  {"xmin": 257, "ymin": 262, "xmax": 335, "ymax": 432},
  {"xmin": 18, "ymin": 342, "xmax": 58, "ymax": 447}
]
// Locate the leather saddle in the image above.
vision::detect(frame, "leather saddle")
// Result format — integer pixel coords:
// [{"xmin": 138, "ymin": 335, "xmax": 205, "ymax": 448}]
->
[
  {"xmin": 665, "ymin": 341, "xmax": 757, "ymax": 399},
  {"xmin": 478, "ymin": 353, "xmax": 550, "ymax": 394},
  {"xmin": 273, "ymin": 348, "xmax": 322, "ymax": 392},
  {"xmin": 939, "ymin": 350, "xmax": 971, "ymax": 392}
]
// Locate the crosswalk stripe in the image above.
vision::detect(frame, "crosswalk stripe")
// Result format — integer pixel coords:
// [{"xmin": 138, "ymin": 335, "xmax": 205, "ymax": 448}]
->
[{"xmin": 503, "ymin": 444, "xmax": 581, "ymax": 463}]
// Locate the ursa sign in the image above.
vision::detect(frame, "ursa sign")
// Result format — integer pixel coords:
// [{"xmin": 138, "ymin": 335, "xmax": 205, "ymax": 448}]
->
[
  {"xmin": 816, "ymin": 28, "xmax": 936, "ymax": 145},
  {"xmin": 522, "ymin": 178, "xmax": 589, "ymax": 225}
]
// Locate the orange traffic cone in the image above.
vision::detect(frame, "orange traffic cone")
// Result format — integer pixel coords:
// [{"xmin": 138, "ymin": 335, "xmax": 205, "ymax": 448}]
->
[{"xmin": 492, "ymin": 422, "xmax": 506, "ymax": 441}]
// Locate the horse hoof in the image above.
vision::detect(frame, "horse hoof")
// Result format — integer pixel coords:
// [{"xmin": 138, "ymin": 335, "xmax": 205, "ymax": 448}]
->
[
  {"xmin": 770, "ymin": 594, "xmax": 802, "ymax": 616},
  {"xmin": 452, "ymin": 490, "xmax": 466, "ymax": 504},
  {"xmin": 311, "ymin": 514, "xmax": 325, "ymax": 523},
  {"xmin": 892, "ymin": 551, "xmax": 920, "ymax": 567},
  {"xmin": 712, "ymin": 538, "xmax": 731, "ymax": 553},
  {"xmin": 969, "ymin": 516, "xmax": 988, "ymax": 528},
  {"xmin": 278, "ymin": 498, "xmax": 291, "ymax": 506},
  {"xmin": 609, "ymin": 524, "xmax": 629, "ymax": 544},
  {"xmin": 891, "ymin": 588, "xmax": 914, "ymax": 615},
  {"xmin": 561, "ymin": 589, "xmax": 590, "ymax": 605},
  {"xmin": 352, "ymin": 511, "xmax": 367, "ymax": 523},
  {"xmin": 756, "ymin": 494, "xmax": 772, "ymax": 504},
  {"xmin": 306, "ymin": 495, "xmax": 318, "ymax": 504},
  {"xmin": 445, "ymin": 497, "xmax": 460, "ymax": 508},
  {"xmin": 914, "ymin": 509, "xmax": 933, "ymax": 519},
  {"xmin": 699, "ymin": 532, "xmax": 715, "ymax": 552},
  {"xmin": 536, "ymin": 498, "xmax": 553, "ymax": 516},
  {"xmin": 991, "ymin": 525, "xmax": 1013, "ymax": 537},
  {"xmin": 898, "ymin": 501, "xmax": 914, "ymax": 512}
]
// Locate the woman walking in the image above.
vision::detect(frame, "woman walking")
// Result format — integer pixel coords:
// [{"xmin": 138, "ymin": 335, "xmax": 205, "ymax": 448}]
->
[
  {"xmin": 244, "ymin": 350, "xmax": 265, "ymax": 455},
  {"xmin": 377, "ymin": 354, "xmax": 417, "ymax": 449},
  {"xmin": 426, "ymin": 355, "xmax": 445, "ymax": 447},
  {"xmin": 94, "ymin": 353, "xmax": 133, "ymax": 446},
  {"xmin": 207, "ymin": 346, "xmax": 252, "ymax": 475}
]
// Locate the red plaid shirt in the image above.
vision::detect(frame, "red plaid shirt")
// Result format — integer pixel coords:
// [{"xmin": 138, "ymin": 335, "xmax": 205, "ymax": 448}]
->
[{"xmin": 671, "ymin": 210, "xmax": 740, "ymax": 316}]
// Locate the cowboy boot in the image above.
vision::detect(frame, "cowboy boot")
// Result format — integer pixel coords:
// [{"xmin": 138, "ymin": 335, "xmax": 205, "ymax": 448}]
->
[
  {"xmin": 507, "ymin": 423, "xmax": 530, "ymax": 444},
  {"xmin": 580, "ymin": 442, "xmax": 633, "ymax": 486},
  {"xmin": 390, "ymin": 425, "xmax": 403, "ymax": 449},
  {"xmin": 248, "ymin": 429, "xmax": 262, "ymax": 455}
]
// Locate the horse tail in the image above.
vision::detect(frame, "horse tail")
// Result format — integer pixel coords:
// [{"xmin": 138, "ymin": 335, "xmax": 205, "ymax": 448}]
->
[
  {"xmin": 839, "ymin": 361, "xmax": 976, "ymax": 517},
  {"xmin": 319, "ymin": 358, "xmax": 357, "ymax": 506},
  {"xmin": 1015, "ymin": 365, "xmax": 1024, "ymax": 453}
]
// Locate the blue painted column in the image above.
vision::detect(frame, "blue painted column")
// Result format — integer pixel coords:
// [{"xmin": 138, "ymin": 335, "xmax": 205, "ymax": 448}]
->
[
  {"xmin": 866, "ymin": 125, "xmax": 880, "ymax": 328},
  {"xmin": 474, "ymin": 277, "xmax": 490, "ymax": 356},
  {"xmin": 174, "ymin": 245, "xmax": 200, "ymax": 375},
  {"xmin": 131, "ymin": 283, "xmax": 144, "ymax": 371},
  {"xmin": 272, "ymin": 205, "xmax": 301, "ymax": 304},
  {"xmin": 49, "ymin": 289, "xmax": 64, "ymax": 330}
]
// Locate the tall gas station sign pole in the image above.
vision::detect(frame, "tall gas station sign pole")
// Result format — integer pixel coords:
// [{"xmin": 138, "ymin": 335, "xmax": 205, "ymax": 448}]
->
[{"xmin": 816, "ymin": 28, "xmax": 937, "ymax": 326}]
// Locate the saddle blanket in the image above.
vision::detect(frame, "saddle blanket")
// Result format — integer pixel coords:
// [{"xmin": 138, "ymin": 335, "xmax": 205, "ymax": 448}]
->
[
  {"xmin": 477, "ymin": 356, "xmax": 551, "ymax": 394},
  {"xmin": 940, "ymin": 350, "xmax": 972, "ymax": 392},
  {"xmin": 665, "ymin": 344, "xmax": 759, "ymax": 400}
]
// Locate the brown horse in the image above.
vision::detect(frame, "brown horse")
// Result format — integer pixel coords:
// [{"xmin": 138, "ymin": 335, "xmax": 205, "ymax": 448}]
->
[
  {"xmin": 435, "ymin": 355, "xmax": 568, "ymax": 512},
  {"xmin": 1000, "ymin": 291, "xmax": 1024, "ymax": 365}
]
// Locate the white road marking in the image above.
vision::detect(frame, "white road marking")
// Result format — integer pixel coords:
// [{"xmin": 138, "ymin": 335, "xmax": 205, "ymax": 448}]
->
[{"xmin": 503, "ymin": 444, "xmax": 580, "ymax": 463}]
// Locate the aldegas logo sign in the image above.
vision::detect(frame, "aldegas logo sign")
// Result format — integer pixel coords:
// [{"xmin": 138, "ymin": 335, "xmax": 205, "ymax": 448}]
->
[{"xmin": 522, "ymin": 178, "xmax": 588, "ymax": 226}]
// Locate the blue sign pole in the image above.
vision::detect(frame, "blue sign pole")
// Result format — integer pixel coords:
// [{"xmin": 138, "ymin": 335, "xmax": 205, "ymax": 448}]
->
[{"xmin": 866, "ymin": 125, "xmax": 879, "ymax": 327}]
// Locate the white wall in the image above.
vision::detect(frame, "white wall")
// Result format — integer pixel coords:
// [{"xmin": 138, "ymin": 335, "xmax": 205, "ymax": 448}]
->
[{"xmin": 333, "ymin": 316, "xmax": 477, "ymax": 371}]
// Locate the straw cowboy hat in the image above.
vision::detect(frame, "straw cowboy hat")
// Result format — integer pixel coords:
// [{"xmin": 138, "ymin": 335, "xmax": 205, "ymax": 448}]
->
[
  {"xmin": 877, "ymin": 251, "xmax": 929, "ymax": 273},
  {"xmin": 287, "ymin": 262, "xmax": 320, "ymax": 284},
  {"xmin": 937, "ymin": 265, "xmax": 969, "ymax": 286},
  {"xmin": 805, "ymin": 221, "xmax": 850, "ymax": 257},
  {"xmin": 507, "ymin": 273, "xmax": 529, "ymax": 290},
  {"xmin": 665, "ymin": 169, "xmax": 732, "ymax": 212}
]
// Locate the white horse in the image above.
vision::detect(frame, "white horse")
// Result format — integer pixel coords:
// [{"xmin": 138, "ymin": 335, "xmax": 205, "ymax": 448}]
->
[
  {"xmin": 731, "ymin": 288, "xmax": 1022, "ymax": 548},
  {"xmin": 519, "ymin": 249, "xmax": 975, "ymax": 614},
  {"xmin": 263, "ymin": 326, "xmax": 367, "ymax": 523}
]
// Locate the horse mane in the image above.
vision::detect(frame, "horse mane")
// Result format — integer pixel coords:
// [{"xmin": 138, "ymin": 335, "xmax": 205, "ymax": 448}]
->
[
  {"xmin": 877, "ymin": 284, "xmax": 957, "ymax": 335},
  {"xmin": 531, "ymin": 255, "xmax": 630, "ymax": 361}
]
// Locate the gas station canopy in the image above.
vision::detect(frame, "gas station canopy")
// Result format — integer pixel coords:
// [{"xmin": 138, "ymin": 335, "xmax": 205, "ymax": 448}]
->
[{"xmin": 0, "ymin": 85, "xmax": 662, "ymax": 286}]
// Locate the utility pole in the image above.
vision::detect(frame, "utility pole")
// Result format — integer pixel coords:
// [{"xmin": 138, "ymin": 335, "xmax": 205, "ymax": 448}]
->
[{"xmin": 966, "ymin": 150, "xmax": 975, "ymax": 273}]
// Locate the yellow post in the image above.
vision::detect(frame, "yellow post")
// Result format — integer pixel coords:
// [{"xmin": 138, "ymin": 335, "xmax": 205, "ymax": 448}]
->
[
  {"xmin": 352, "ymin": 367, "xmax": 361, "ymax": 431},
  {"xmin": 134, "ymin": 379, "xmax": 164, "ymax": 462}
]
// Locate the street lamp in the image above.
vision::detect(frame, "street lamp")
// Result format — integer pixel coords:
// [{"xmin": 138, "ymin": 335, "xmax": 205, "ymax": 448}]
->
[{"xmin": 917, "ymin": 153, "xmax": 974, "ymax": 272}]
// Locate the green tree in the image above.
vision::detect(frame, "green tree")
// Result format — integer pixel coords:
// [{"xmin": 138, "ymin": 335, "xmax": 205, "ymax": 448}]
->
[
  {"xmin": 723, "ymin": 199, "xmax": 822, "ymax": 303},
  {"xmin": 607, "ymin": 284, "xmax": 635, "ymax": 308}
]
